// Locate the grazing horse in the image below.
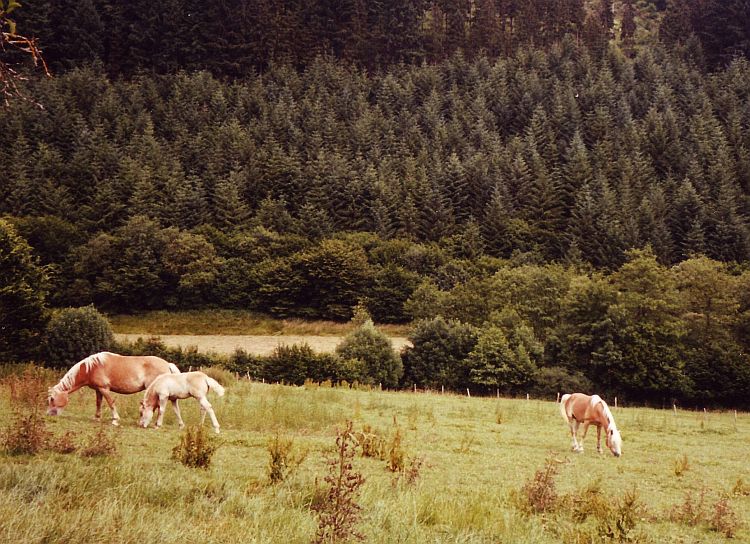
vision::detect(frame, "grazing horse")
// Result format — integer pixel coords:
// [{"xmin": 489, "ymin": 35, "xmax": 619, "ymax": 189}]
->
[
  {"xmin": 559, "ymin": 393, "xmax": 622, "ymax": 457},
  {"xmin": 47, "ymin": 352, "xmax": 180, "ymax": 425},
  {"xmin": 139, "ymin": 371, "xmax": 226, "ymax": 434}
]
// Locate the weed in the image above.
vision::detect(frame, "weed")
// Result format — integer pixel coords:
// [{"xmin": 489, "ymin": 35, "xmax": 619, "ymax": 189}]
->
[
  {"xmin": 669, "ymin": 488, "xmax": 708, "ymax": 526},
  {"xmin": 80, "ymin": 424, "xmax": 119, "ymax": 457},
  {"xmin": 49, "ymin": 430, "xmax": 78, "ymax": 454},
  {"xmin": 171, "ymin": 425, "xmax": 217, "ymax": 468},
  {"xmin": 710, "ymin": 496, "xmax": 741, "ymax": 538},
  {"xmin": 732, "ymin": 478, "xmax": 750, "ymax": 496},
  {"xmin": 571, "ymin": 478, "xmax": 611, "ymax": 523},
  {"xmin": 456, "ymin": 431, "xmax": 477, "ymax": 454},
  {"xmin": 267, "ymin": 431, "xmax": 306, "ymax": 484},
  {"xmin": 386, "ymin": 426, "xmax": 405, "ymax": 472},
  {"xmin": 355, "ymin": 424, "xmax": 386, "ymax": 460},
  {"xmin": 595, "ymin": 487, "xmax": 644, "ymax": 542},
  {"xmin": 392, "ymin": 454, "xmax": 425, "ymax": 489},
  {"xmin": 672, "ymin": 453, "xmax": 689, "ymax": 477},
  {"xmin": 519, "ymin": 457, "xmax": 559, "ymax": 514},
  {"xmin": 6, "ymin": 365, "xmax": 50, "ymax": 411},
  {"xmin": 312, "ymin": 421, "xmax": 365, "ymax": 543},
  {"xmin": 1, "ymin": 412, "xmax": 50, "ymax": 455}
]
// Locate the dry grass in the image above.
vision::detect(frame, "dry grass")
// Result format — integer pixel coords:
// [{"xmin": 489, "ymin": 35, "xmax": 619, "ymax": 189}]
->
[{"xmin": 108, "ymin": 309, "xmax": 411, "ymax": 336}]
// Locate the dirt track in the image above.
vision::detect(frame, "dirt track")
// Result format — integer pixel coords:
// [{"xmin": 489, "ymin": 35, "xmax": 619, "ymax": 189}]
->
[{"xmin": 114, "ymin": 334, "xmax": 411, "ymax": 356}]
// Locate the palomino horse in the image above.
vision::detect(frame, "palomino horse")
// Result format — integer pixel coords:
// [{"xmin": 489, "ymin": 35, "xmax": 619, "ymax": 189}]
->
[
  {"xmin": 559, "ymin": 393, "xmax": 622, "ymax": 457},
  {"xmin": 47, "ymin": 352, "xmax": 180, "ymax": 425},
  {"xmin": 139, "ymin": 371, "xmax": 226, "ymax": 434}
]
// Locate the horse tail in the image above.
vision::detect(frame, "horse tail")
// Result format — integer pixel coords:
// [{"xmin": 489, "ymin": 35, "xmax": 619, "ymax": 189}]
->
[
  {"xmin": 559, "ymin": 393, "xmax": 572, "ymax": 423},
  {"xmin": 167, "ymin": 363, "xmax": 181, "ymax": 374},
  {"xmin": 205, "ymin": 376, "xmax": 225, "ymax": 397}
]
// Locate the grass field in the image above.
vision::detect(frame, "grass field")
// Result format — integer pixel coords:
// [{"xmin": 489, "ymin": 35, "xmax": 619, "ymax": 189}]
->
[{"xmin": 1, "ymin": 371, "xmax": 749, "ymax": 543}]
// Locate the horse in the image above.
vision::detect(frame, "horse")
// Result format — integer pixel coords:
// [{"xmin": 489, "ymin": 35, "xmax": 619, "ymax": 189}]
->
[
  {"xmin": 139, "ymin": 371, "xmax": 226, "ymax": 434},
  {"xmin": 559, "ymin": 393, "xmax": 622, "ymax": 457},
  {"xmin": 47, "ymin": 352, "xmax": 180, "ymax": 426}
]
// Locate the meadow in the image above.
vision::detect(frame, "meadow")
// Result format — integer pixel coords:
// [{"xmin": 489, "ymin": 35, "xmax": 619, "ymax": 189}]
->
[{"xmin": 1, "ymin": 369, "xmax": 748, "ymax": 543}]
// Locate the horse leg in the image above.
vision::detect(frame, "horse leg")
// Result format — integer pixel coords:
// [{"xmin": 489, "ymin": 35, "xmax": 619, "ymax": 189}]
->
[
  {"xmin": 198, "ymin": 397, "xmax": 220, "ymax": 434},
  {"xmin": 100, "ymin": 388, "xmax": 120, "ymax": 426},
  {"xmin": 596, "ymin": 425, "xmax": 603, "ymax": 454},
  {"xmin": 94, "ymin": 390, "xmax": 103, "ymax": 420},
  {"xmin": 578, "ymin": 422, "xmax": 590, "ymax": 453},
  {"xmin": 570, "ymin": 420, "xmax": 581, "ymax": 452},
  {"xmin": 155, "ymin": 396, "xmax": 168, "ymax": 428},
  {"xmin": 171, "ymin": 399, "xmax": 184, "ymax": 428}
]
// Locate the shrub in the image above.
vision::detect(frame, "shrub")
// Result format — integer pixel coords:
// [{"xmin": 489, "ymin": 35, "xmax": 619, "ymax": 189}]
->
[
  {"xmin": 80, "ymin": 425, "xmax": 119, "ymax": 458},
  {"xmin": 42, "ymin": 305, "xmax": 114, "ymax": 368},
  {"xmin": 1, "ymin": 413, "xmax": 50, "ymax": 455},
  {"xmin": 336, "ymin": 320, "xmax": 402, "ymax": 388},
  {"xmin": 710, "ymin": 496, "xmax": 741, "ymax": 538},
  {"xmin": 226, "ymin": 347, "xmax": 265, "ymax": 378},
  {"xmin": 172, "ymin": 425, "xmax": 218, "ymax": 468},
  {"xmin": 401, "ymin": 316, "xmax": 479, "ymax": 390},
  {"xmin": 264, "ymin": 343, "xmax": 316, "ymax": 385},
  {"xmin": 669, "ymin": 488, "xmax": 708, "ymax": 526},
  {"xmin": 519, "ymin": 457, "xmax": 559, "ymax": 514},
  {"xmin": 267, "ymin": 432, "xmax": 306, "ymax": 484},
  {"xmin": 49, "ymin": 430, "xmax": 79, "ymax": 454}
]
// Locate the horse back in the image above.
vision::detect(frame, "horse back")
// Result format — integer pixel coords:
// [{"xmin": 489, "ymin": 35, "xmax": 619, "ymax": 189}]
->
[{"xmin": 90, "ymin": 353, "xmax": 175, "ymax": 394}]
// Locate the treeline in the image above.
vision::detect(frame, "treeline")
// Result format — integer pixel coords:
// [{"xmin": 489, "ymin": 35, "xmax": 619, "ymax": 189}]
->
[
  {"xmin": 13, "ymin": 1, "xmax": 749, "ymax": 76},
  {"xmin": 15, "ymin": 0, "xmax": 622, "ymax": 75}
]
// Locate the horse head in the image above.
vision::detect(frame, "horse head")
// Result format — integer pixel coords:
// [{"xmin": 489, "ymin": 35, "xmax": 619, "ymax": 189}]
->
[
  {"xmin": 606, "ymin": 426, "xmax": 622, "ymax": 457},
  {"xmin": 138, "ymin": 398, "xmax": 155, "ymax": 428},
  {"xmin": 47, "ymin": 388, "xmax": 69, "ymax": 416}
]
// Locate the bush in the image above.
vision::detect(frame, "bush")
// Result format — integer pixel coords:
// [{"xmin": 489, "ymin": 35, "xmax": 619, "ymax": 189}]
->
[
  {"xmin": 172, "ymin": 425, "xmax": 219, "ymax": 468},
  {"xmin": 401, "ymin": 316, "xmax": 479, "ymax": 390},
  {"xmin": 42, "ymin": 305, "xmax": 114, "ymax": 368},
  {"xmin": 336, "ymin": 320, "xmax": 402, "ymax": 388}
]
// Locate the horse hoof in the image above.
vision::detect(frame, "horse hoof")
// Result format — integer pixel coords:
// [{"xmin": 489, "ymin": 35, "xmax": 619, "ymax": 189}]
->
[{"xmin": 111, "ymin": 421, "xmax": 120, "ymax": 426}]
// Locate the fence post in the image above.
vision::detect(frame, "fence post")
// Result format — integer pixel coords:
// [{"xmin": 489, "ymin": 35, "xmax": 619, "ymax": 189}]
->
[{"xmin": 466, "ymin": 388, "xmax": 471, "ymax": 398}]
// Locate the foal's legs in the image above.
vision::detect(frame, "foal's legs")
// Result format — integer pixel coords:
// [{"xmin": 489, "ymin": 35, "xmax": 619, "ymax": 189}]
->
[
  {"xmin": 98, "ymin": 388, "xmax": 120, "ymax": 425},
  {"xmin": 198, "ymin": 396, "xmax": 220, "ymax": 434},
  {"xmin": 171, "ymin": 399, "xmax": 184, "ymax": 428},
  {"xmin": 155, "ymin": 395, "xmax": 169, "ymax": 428}
]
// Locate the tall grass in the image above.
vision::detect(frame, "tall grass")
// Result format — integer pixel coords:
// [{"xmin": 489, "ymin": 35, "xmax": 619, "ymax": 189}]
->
[{"xmin": 1, "ymin": 372, "xmax": 748, "ymax": 543}]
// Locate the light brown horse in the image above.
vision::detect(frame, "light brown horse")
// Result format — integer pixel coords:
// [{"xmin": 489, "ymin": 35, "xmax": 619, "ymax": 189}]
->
[
  {"xmin": 47, "ymin": 352, "xmax": 180, "ymax": 425},
  {"xmin": 139, "ymin": 371, "xmax": 226, "ymax": 434},
  {"xmin": 559, "ymin": 393, "xmax": 622, "ymax": 456}
]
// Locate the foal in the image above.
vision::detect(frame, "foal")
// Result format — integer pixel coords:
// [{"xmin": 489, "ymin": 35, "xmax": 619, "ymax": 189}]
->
[
  {"xmin": 139, "ymin": 371, "xmax": 226, "ymax": 434},
  {"xmin": 559, "ymin": 393, "xmax": 622, "ymax": 457}
]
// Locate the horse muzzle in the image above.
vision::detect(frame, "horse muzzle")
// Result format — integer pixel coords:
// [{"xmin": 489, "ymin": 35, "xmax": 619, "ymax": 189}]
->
[{"xmin": 47, "ymin": 408, "xmax": 60, "ymax": 416}]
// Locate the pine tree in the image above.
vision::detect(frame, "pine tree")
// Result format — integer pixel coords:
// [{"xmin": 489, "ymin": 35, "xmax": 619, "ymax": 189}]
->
[{"xmin": 213, "ymin": 170, "xmax": 252, "ymax": 231}]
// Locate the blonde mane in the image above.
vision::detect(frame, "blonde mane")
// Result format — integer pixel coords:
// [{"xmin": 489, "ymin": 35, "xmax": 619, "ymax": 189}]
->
[
  {"xmin": 52, "ymin": 353, "xmax": 106, "ymax": 393},
  {"xmin": 590, "ymin": 394, "xmax": 618, "ymax": 431}
]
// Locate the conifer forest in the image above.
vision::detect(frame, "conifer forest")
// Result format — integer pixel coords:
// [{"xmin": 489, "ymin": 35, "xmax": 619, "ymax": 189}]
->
[{"xmin": 2, "ymin": 0, "xmax": 750, "ymax": 405}]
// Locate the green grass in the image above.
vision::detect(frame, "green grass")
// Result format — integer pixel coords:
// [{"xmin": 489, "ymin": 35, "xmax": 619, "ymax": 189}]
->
[
  {"xmin": 1, "ymin": 374, "xmax": 749, "ymax": 543},
  {"xmin": 107, "ymin": 309, "xmax": 411, "ymax": 337}
]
